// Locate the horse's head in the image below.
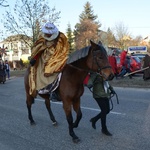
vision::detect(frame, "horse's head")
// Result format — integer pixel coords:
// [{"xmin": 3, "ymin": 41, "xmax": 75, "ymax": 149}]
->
[{"xmin": 87, "ymin": 40, "xmax": 114, "ymax": 80}]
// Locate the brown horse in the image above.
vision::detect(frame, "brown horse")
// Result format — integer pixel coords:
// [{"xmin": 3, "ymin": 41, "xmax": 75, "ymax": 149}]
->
[{"xmin": 24, "ymin": 40, "xmax": 114, "ymax": 143}]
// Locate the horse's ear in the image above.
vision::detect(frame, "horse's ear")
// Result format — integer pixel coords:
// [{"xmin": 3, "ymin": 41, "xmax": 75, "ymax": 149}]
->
[
  {"xmin": 98, "ymin": 41, "xmax": 102, "ymax": 45},
  {"xmin": 90, "ymin": 40, "xmax": 97, "ymax": 47},
  {"xmin": 90, "ymin": 40, "xmax": 103, "ymax": 46}
]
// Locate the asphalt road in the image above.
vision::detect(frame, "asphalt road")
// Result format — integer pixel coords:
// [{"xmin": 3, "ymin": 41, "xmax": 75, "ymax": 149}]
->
[{"xmin": 0, "ymin": 77, "xmax": 150, "ymax": 150}]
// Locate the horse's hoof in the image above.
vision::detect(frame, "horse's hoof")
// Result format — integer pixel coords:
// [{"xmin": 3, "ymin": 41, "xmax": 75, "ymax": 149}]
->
[
  {"xmin": 30, "ymin": 121, "xmax": 36, "ymax": 125},
  {"xmin": 73, "ymin": 123, "xmax": 78, "ymax": 128},
  {"xmin": 52, "ymin": 121, "xmax": 58, "ymax": 126},
  {"xmin": 72, "ymin": 137, "xmax": 80, "ymax": 143}
]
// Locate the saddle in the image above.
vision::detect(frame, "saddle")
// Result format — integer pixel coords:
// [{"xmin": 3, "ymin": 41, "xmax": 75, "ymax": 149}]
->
[{"xmin": 38, "ymin": 73, "xmax": 62, "ymax": 94}]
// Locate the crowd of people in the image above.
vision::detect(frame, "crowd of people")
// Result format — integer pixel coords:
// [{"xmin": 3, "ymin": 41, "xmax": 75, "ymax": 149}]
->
[
  {"xmin": 108, "ymin": 49, "xmax": 133, "ymax": 79},
  {"xmin": 108, "ymin": 49, "xmax": 150, "ymax": 80}
]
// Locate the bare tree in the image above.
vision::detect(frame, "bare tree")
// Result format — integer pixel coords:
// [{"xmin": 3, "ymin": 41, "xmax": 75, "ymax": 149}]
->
[
  {"xmin": 2, "ymin": 0, "xmax": 60, "ymax": 48},
  {"xmin": 0, "ymin": 0, "xmax": 9, "ymax": 7},
  {"xmin": 129, "ymin": 35, "xmax": 143, "ymax": 46},
  {"xmin": 113, "ymin": 22, "xmax": 131, "ymax": 50}
]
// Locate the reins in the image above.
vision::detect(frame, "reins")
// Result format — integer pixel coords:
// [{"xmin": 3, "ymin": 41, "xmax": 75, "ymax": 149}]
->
[
  {"xmin": 67, "ymin": 63, "xmax": 89, "ymax": 72},
  {"xmin": 67, "ymin": 48, "xmax": 112, "ymax": 74},
  {"xmin": 87, "ymin": 86, "xmax": 119, "ymax": 111},
  {"xmin": 109, "ymin": 92, "xmax": 119, "ymax": 111}
]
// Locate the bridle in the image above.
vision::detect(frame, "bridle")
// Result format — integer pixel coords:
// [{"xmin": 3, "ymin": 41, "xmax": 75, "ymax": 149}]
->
[
  {"xmin": 92, "ymin": 49, "xmax": 112, "ymax": 77},
  {"xmin": 68, "ymin": 46, "xmax": 112, "ymax": 77}
]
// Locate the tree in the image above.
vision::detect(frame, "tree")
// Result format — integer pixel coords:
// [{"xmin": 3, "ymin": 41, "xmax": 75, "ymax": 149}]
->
[
  {"xmin": 113, "ymin": 22, "xmax": 131, "ymax": 50},
  {"xmin": 98, "ymin": 28, "xmax": 117, "ymax": 48},
  {"xmin": 66, "ymin": 23, "xmax": 75, "ymax": 53},
  {"xmin": 106, "ymin": 28, "xmax": 117, "ymax": 47},
  {"xmin": 129, "ymin": 35, "xmax": 143, "ymax": 46},
  {"xmin": 74, "ymin": 1, "xmax": 101, "ymax": 49},
  {"xmin": 0, "ymin": 0, "xmax": 9, "ymax": 7},
  {"xmin": 2, "ymin": 0, "xmax": 60, "ymax": 49},
  {"xmin": 79, "ymin": 1, "xmax": 98, "ymax": 23},
  {"xmin": 75, "ymin": 19, "xmax": 99, "ymax": 49}
]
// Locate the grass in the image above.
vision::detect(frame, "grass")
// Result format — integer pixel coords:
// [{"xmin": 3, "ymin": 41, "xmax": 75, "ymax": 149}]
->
[
  {"xmin": 109, "ymin": 75, "xmax": 149, "ymax": 88},
  {"xmin": 10, "ymin": 69, "xmax": 26, "ymax": 77},
  {"xmin": 10, "ymin": 69, "xmax": 149, "ymax": 88}
]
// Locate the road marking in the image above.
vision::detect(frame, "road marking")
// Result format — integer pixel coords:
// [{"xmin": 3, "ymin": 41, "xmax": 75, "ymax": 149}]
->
[{"xmin": 35, "ymin": 98, "xmax": 126, "ymax": 116}]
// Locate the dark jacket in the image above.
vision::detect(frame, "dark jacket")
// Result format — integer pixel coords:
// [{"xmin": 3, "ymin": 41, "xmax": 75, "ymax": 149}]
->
[
  {"xmin": 143, "ymin": 54, "xmax": 150, "ymax": 80},
  {"xmin": 87, "ymin": 72, "xmax": 114, "ymax": 99},
  {"xmin": 120, "ymin": 50, "xmax": 127, "ymax": 66},
  {"xmin": 108, "ymin": 55, "xmax": 117, "ymax": 74}
]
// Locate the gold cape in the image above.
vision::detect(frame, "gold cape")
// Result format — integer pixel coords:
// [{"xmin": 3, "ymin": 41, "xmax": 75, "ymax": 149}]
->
[{"xmin": 29, "ymin": 32, "xmax": 69, "ymax": 97}]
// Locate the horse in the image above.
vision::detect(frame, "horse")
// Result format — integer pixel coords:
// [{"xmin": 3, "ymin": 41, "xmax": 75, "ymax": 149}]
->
[{"xmin": 24, "ymin": 40, "xmax": 114, "ymax": 143}]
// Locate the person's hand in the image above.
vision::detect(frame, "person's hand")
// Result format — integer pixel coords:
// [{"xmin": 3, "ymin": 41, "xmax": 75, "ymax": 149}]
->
[
  {"xmin": 110, "ymin": 89, "xmax": 116, "ymax": 95},
  {"xmin": 87, "ymin": 84, "xmax": 93, "ymax": 89},
  {"xmin": 30, "ymin": 59, "xmax": 36, "ymax": 66}
]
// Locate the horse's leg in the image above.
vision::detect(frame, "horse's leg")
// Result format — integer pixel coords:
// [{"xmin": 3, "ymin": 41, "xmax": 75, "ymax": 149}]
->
[
  {"xmin": 63, "ymin": 101, "xmax": 80, "ymax": 143},
  {"xmin": 72, "ymin": 98, "xmax": 82, "ymax": 128},
  {"xmin": 26, "ymin": 94, "xmax": 35, "ymax": 125},
  {"xmin": 43, "ymin": 95, "xmax": 57, "ymax": 126}
]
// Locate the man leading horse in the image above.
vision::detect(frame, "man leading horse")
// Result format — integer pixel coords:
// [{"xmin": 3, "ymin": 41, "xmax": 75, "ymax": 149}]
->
[{"xmin": 29, "ymin": 22, "xmax": 69, "ymax": 97}]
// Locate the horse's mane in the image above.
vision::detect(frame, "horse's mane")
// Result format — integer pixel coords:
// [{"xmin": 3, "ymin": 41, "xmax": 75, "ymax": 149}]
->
[{"xmin": 67, "ymin": 46, "xmax": 90, "ymax": 64}]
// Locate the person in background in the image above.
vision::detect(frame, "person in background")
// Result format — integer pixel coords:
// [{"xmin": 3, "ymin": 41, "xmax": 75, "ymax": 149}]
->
[
  {"xmin": 124, "ymin": 56, "xmax": 132, "ymax": 79},
  {"xmin": 118, "ymin": 49, "xmax": 128, "ymax": 77},
  {"xmin": 13, "ymin": 61, "xmax": 17, "ymax": 70},
  {"xmin": 108, "ymin": 51, "xmax": 118, "ymax": 79},
  {"xmin": 87, "ymin": 72, "xmax": 116, "ymax": 136},
  {"xmin": 19, "ymin": 58, "xmax": 24, "ymax": 70},
  {"xmin": 5, "ymin": 60, "xmax": 10, "ymax": 79},
  {"xmin": 0, "ymin": 61, "xmax": 4, "ymax": 70},
  {"xmin": 142, "ymin": 54, "xmax": 150, "ymax": 80}
]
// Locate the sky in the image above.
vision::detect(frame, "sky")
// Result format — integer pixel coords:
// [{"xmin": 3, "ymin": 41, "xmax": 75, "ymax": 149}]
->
[{"xmin": 0, "ymin": 0, "xmax": 150, "ymax": 39}]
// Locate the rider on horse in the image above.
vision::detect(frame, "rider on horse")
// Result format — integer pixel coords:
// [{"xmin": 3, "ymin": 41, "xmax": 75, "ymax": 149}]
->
[{"xmin": 29, "ymin": 22, "xmax": 69, "ymax": 97}]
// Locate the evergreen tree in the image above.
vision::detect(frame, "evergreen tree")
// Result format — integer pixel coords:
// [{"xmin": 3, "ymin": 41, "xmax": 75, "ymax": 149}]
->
[
  {"xmin": 107, "ymin": 28, "xmax": 116, "ymax": 47},
  {"xmin": 74, "ymin": 1, "xmax": 101, "ymax": 49},
  {"xmin": 66, "ymin": 23, "xmax": 75, "ymax": 53},
  {"xmin": 79, "ymin": 1, "xmax": 97, "ymax": 22}
]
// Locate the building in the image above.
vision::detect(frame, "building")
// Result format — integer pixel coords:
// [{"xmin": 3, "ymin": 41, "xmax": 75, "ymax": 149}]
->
[{"xmin": 0, "ymin": 34, "xmax": 32, "ymax": 61}]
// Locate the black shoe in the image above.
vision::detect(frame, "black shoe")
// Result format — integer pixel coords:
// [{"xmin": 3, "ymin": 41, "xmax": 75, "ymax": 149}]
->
[
  {"xmin": 101, "ymin": 129, "xmax": 112, "ymax": 136},
  {"xmin": 90, "ymin": 118, "xmax": 96, "ymax": 129}
]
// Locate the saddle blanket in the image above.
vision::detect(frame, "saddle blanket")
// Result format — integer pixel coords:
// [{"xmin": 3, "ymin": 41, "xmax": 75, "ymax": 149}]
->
[{"xmin": 38, "ymin": 72, "xmax": 62, "ymax": 94}]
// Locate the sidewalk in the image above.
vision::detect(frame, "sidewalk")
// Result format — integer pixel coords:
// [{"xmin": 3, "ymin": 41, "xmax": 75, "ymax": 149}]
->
[{"xmin": 6, "ymin": 76, "xmax": 17, "ymax": 81}]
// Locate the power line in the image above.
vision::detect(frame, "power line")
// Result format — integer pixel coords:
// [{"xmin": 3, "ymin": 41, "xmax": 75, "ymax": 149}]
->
[{"xmin": 129, "ymin": 27, "xmax": 150, "ymax": 28}]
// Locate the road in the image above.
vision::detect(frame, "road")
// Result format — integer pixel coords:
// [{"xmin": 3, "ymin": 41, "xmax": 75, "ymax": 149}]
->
[{"xmin": 0, "ymin": 77, "xmax": 150, "ymax": 150}]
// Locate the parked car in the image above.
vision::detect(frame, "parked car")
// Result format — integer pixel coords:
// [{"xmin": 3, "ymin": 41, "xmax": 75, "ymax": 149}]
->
[
  {"xmin": 131, "ymin": 53, "xmax": 146, "ymax": 62},
  {"xmin": 115, "ymin": 56, "xmax": 142, "ymax": 74}
]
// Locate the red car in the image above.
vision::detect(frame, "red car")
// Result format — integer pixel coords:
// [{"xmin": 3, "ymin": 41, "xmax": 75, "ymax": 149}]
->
[{"xmin": 115, "ymin": 56, "xmax": 141, "ymax": 74}]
